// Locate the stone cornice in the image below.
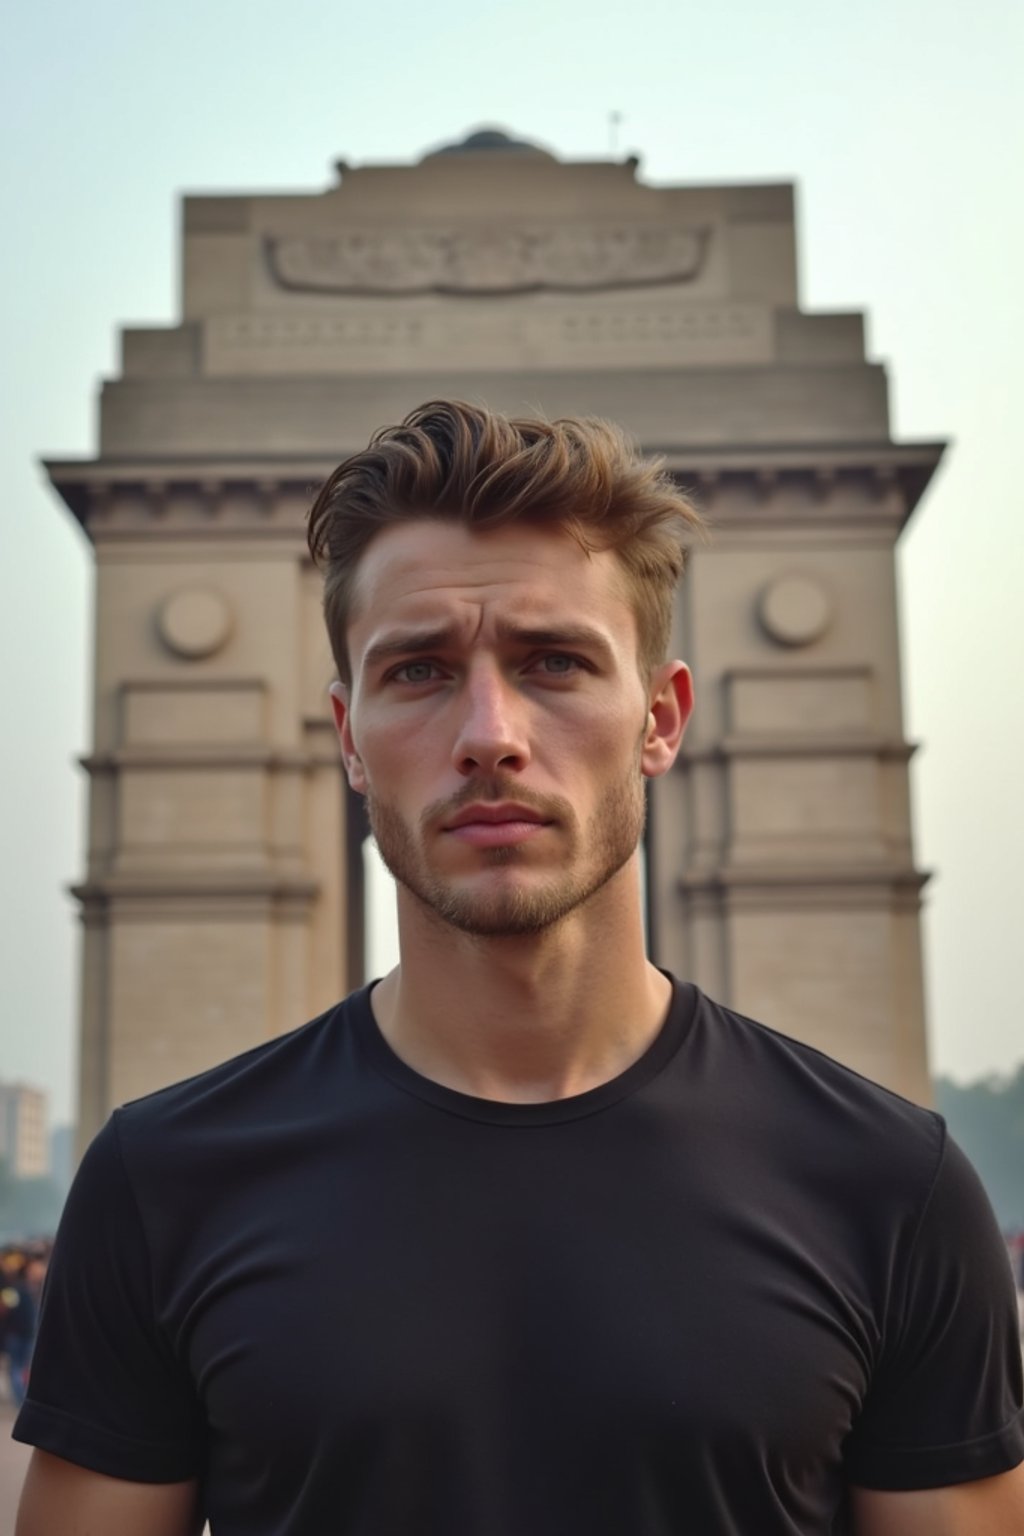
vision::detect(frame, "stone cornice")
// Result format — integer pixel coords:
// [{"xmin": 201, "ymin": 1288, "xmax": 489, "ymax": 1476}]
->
[{"xmin": 44, "ymin": 440, "xmax": 945, "ymax": 542}]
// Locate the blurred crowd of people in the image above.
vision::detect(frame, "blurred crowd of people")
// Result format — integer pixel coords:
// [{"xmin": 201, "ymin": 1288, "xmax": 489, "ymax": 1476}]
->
[{"xmin": 0, "ymin": 1243, "xmax": 51, "ymax": 1409}]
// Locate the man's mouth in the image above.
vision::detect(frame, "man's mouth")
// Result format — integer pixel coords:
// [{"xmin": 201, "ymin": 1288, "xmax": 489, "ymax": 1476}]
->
[{"xmin": 443, "ymin": 803, "xmax": 553, "ymax": 848}]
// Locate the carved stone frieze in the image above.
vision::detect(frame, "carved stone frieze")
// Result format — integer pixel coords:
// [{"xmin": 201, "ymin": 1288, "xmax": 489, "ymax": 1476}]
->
[{"xmin": 264, "ymin": 224, "xmax": 712, "ymax": 296}]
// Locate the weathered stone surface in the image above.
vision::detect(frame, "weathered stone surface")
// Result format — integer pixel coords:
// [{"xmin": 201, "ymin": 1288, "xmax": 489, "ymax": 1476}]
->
[{"xmin": 97, "ymin": 366, "xmax": 893, "ymax": 456}]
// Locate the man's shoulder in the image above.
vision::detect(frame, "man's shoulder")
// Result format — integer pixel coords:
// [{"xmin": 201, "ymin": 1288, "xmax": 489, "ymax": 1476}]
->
[
  {"xmin": 113, "ymin": 988, "xmax": 365, "ymax": 1145},
  {"xmin": 688, "ymin": 986, "xmax": 946, "ymax": 1183}
]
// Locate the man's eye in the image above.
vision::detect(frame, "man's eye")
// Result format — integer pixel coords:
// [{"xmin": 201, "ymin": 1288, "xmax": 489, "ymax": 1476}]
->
[
  {"xmin": 392, "ymin": 661, "xmax": 441, "ymax": 684},
  {"xmin": 536, "ymin": 653, "xmax": 582, "ymax": 676}
]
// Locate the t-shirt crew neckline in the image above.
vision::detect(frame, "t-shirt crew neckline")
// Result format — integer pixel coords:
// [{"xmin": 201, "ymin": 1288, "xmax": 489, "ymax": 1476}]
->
[{"xmin": 350, "ymin": 972, "xmax": 698, "ymax": 1127}]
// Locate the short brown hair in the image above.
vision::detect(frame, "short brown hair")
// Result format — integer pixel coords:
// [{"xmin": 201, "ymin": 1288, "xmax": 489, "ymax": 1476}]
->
[{"xmin": 307, "ymin": 399, "xmax": 703, "ymax": 685}]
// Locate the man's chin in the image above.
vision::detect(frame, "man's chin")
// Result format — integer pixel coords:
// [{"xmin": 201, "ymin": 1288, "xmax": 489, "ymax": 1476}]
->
[
  {"xmin": 425, "ymin": 907, "xmax": 570, "ymax": 940},
  {"xmin": 404, "ymin": 872, "xmax": 581, "ymax": 938}
]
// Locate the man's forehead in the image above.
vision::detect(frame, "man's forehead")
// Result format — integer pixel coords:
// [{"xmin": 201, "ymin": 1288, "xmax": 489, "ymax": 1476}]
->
[{"xmin": 350, "ymin": 518, "xmax": 628, "ymax": 622}]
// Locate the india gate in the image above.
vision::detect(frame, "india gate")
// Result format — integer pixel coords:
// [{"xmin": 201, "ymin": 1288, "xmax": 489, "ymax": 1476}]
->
[{"xmin": 48, "ymin": 129, "xmax": 944, "ymax": 1146}]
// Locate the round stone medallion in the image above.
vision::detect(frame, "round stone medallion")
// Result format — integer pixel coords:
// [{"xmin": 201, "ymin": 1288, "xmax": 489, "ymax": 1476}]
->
[
  {"xmin": 157, "ymin": 588, "xmax": 233, "ymax": 660},
  {"xmin": 758, "ymin": 573, "xmax": 832, "ymax": 648}
]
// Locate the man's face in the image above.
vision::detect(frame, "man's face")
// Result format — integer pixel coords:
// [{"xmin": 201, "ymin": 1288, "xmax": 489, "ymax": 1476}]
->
[{"xmin": 334, "ymin": 519, "xmax": 686, "ymax": 937}]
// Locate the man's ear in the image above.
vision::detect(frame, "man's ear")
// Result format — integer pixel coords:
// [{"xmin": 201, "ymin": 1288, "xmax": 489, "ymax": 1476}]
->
[
  {"xmin": 328, "ymin": 681, "xmax": 367, "ymax": 794},
  {"xmin": 641, "ymin": 662, "xmax": 694, "ymax": 780}
]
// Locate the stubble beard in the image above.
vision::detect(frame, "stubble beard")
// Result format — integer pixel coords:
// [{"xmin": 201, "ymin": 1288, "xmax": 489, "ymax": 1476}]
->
[{"xmin": 366, "ymin": 752, "xmax": 647, "ymax": 938}]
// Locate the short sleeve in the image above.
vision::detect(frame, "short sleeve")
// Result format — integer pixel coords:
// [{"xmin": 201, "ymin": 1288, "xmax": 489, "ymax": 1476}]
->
[
  {"xmin": 12, "ymin": 1114, "xmax": 204, "ymax": 1482},
  {"xmin": 845, "ymin": 1126, "xmax": 1024, "ymax": 1489}
]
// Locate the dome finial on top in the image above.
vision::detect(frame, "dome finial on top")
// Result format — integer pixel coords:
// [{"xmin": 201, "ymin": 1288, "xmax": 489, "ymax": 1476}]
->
[{"xmin": 421, "ymin": 126, "xmax": 556, "ymax": 161}]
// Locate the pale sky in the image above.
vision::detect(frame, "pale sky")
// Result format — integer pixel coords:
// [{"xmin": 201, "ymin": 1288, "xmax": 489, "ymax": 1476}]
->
[{"xmin": 2, "ymin": 0, "xmax": 1022, "ymax": 1125}]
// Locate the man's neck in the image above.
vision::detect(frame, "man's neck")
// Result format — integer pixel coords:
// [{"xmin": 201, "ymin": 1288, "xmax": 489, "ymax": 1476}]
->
[{"xmin": 368, "ymin": 866, "xmax": 672, "ymax": 1104}]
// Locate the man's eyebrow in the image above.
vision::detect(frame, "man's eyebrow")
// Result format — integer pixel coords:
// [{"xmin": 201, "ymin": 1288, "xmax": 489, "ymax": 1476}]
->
[
  {"xmin": 361, "ymin": 628, "xmax": 459, "ymax": 672},
  {"xmin": 361, "ymin": 620, "xmax": 617, "ymax": 675},
  {"xmin": 493, "ymin": 620, "xmax": 616, "ymax": 659}
]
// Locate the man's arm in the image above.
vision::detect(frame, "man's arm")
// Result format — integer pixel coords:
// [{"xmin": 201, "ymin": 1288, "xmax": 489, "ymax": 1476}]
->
[
  {"xmin": 13, "ymin": 1122, "xmax": 206, "ymax": 1501},
  {"xmin": 16, "ymin": 1449, "xmax": 202, "ymax": 1536},
  {"xmin": 852, "ymin": 1461, "xmax": 1024, "ymax": 1536}
]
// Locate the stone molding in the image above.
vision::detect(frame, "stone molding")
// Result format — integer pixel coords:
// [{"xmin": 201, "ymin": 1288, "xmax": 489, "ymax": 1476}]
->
[
  {"xmin": 679, "ymin": 736, "xmax": 917, "ymax": 762},
  {"xmin": 676, "ymin": 866, "xmax": 928, "ymax": 914},
  {"xmin": 71, "ymin": 875, "xmax": 320, "ymax": 925},
  {"xmin": 80, "ymin": 747, "xmax": 339, "ymax": 771},
  {"xmin": 202, "ymin": 299, "xmax": 763, "ymax": 375}
]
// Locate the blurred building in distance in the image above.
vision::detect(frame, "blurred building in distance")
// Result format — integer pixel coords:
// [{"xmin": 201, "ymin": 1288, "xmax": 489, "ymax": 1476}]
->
[
  {"xmin": 48, "ymin": 1126, "xmax": 75, "ymax": 1196},
  {"xmin": 44, "ymin": 129, "xmax": 944, "ymax": 1148},
  {"xmin": 0, "ymin": 1085, "xmax": 49, "ymax": 1180}
]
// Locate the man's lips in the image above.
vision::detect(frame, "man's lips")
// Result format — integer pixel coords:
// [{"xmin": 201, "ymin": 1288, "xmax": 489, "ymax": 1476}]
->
[
  {"xmin": 445, "ymin": 803, "xmax": 548, "ymax": 829},
  {"xmin": 443, "ymin": 803, "xmax": 553, "ymax": 848}
]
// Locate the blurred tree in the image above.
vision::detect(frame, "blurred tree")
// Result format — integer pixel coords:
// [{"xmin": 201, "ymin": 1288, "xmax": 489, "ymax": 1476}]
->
[
  {"xmin": 936, "ymin": 1065, "xmax": 1024, "ymax": 1230},
  {"xmin": 0, "ymin": 1167, "xmax": 66, "ymax": 1242}
]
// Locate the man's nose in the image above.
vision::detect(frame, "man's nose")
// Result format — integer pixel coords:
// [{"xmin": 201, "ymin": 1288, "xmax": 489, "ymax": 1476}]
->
[{"xmin": 452, "ymin": 666, "xmax": 531, "ymax": 777}]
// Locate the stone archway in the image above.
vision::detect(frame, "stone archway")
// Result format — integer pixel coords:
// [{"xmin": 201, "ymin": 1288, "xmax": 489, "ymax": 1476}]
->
[{"xmin": 47, "ymin": 131, "xmax": 943, "ymax": 1146}]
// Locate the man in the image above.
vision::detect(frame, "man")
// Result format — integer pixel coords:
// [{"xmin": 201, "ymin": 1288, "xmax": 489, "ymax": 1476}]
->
[{"xmin": 14, "ymin": 401, "xmax": 1024, "ymax": 1534}]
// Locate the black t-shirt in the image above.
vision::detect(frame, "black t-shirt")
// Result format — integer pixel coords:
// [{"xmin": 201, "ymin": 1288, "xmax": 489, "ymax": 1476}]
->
[{"xmin": 14, "ymin": 980, "xmax": 1024, "ymax": 1534}]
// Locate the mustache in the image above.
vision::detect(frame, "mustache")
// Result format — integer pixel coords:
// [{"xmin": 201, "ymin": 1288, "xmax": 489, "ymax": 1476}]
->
[{"xmin": 421, "ymin": 778, "xmax": 575, "ymax": 831}]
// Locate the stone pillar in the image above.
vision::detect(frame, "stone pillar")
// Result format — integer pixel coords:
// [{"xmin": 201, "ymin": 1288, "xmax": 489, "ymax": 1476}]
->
[
  {"xmin": 57, "ymin": 476, "xmax": 348, "ymax": 1149},
  {"xmin": 648, "ymin": 457, "xmax": 934, "ymax": 1102}
]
